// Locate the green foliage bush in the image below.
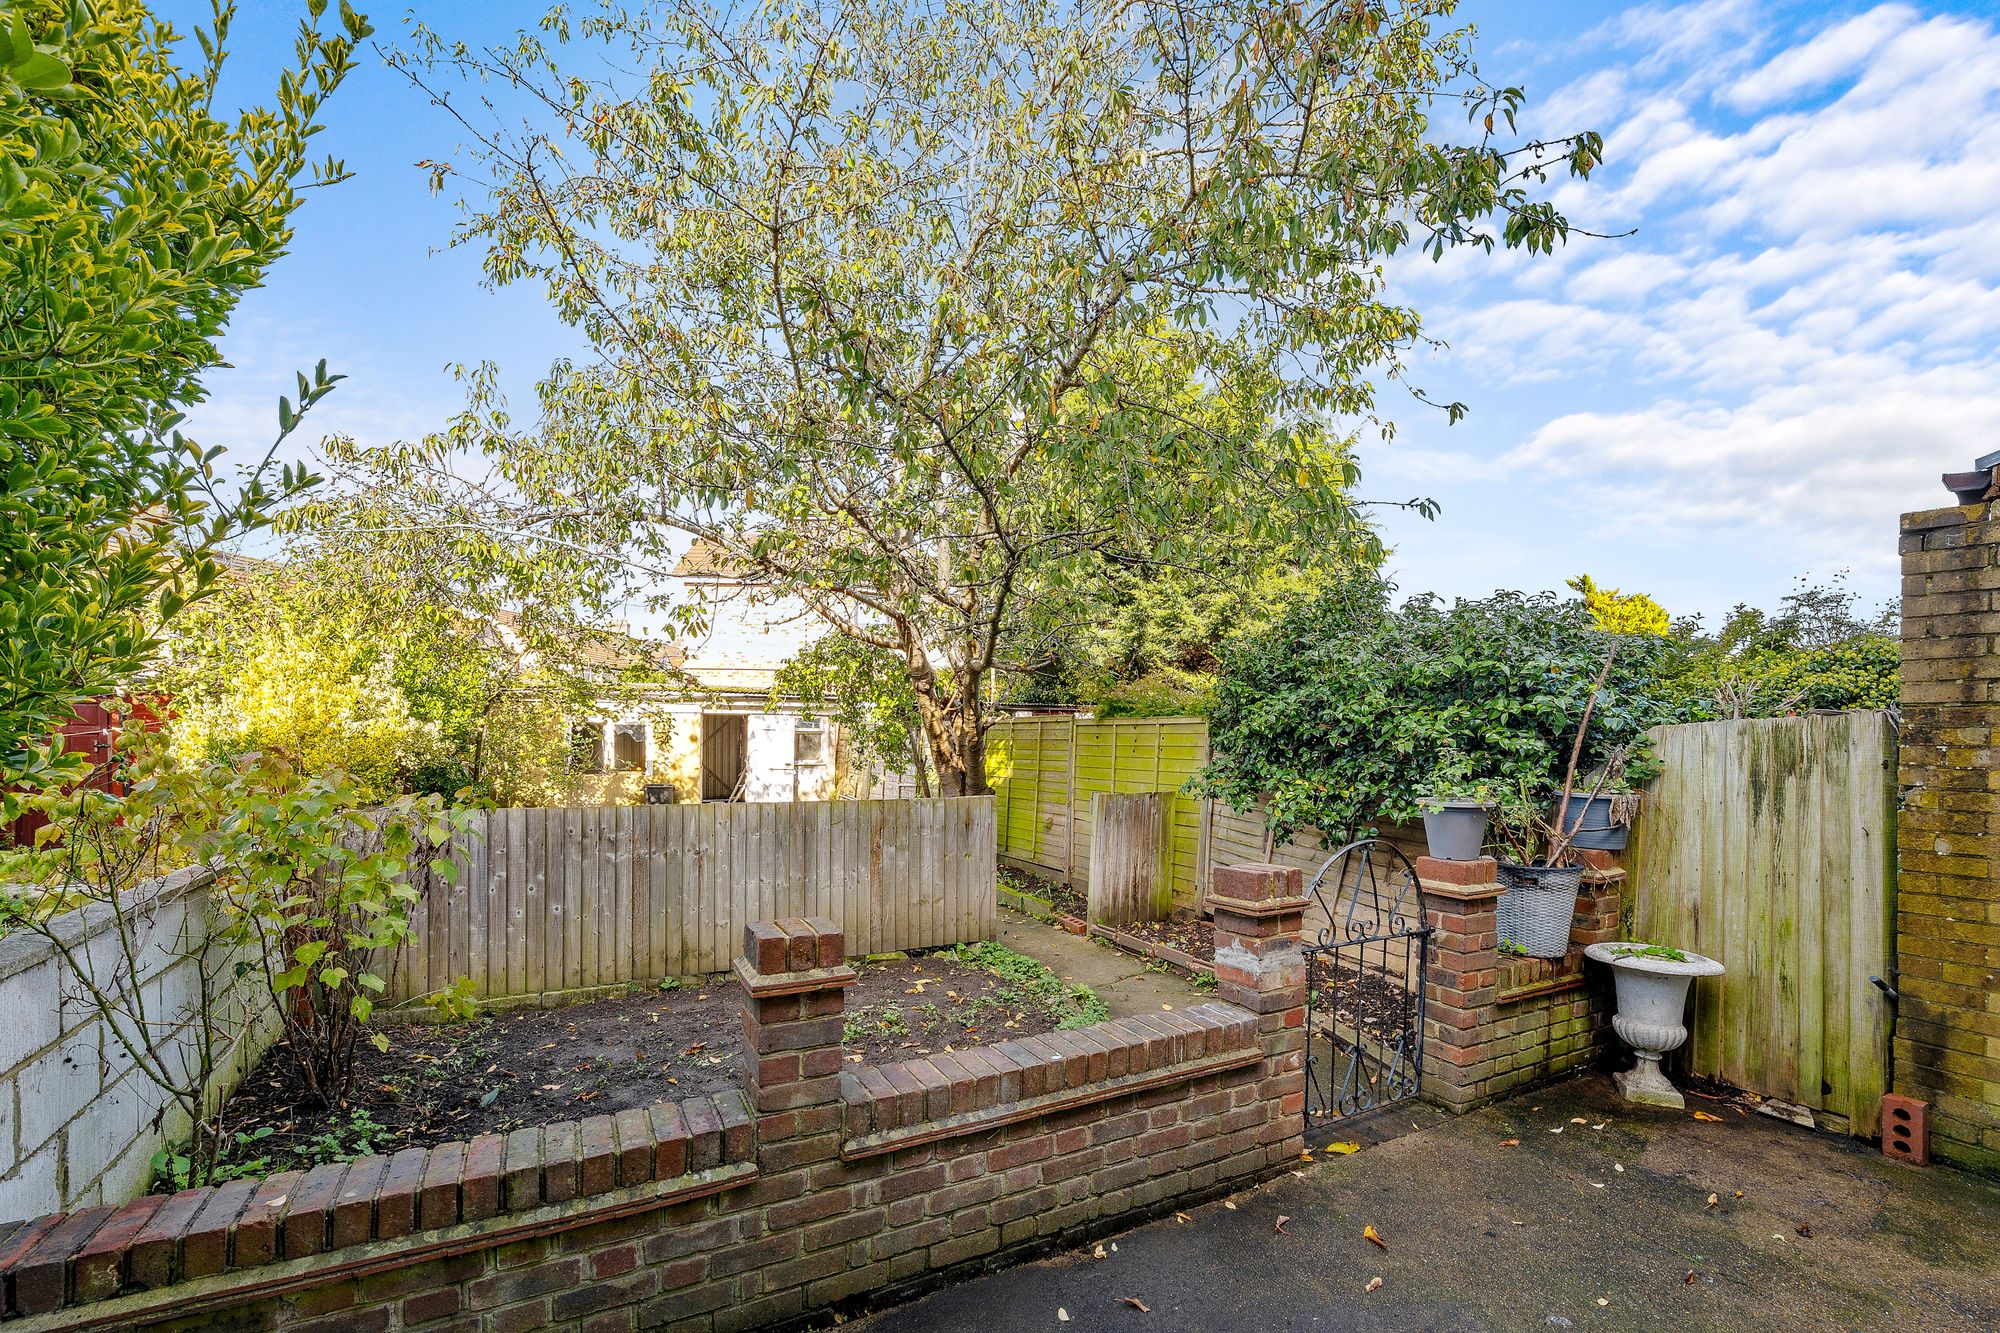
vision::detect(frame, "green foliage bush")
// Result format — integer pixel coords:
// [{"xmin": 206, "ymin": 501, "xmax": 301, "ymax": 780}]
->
[{"xmin": 1198, "ymin": 575, "xmax": 1670, "ymax": 844}]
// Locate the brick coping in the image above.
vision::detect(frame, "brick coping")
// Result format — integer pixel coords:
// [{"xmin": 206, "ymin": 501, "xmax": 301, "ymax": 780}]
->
[
  {"xmin": 841, "ymin": 1046, "xmax": 1263, "ymax": 1160},
  {"xmin": 840, "ymin": 1002, "xmax": 1260, "ymax": 1154}
]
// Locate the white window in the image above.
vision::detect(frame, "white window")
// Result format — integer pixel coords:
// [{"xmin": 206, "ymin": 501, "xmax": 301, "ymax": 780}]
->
[{"xmin": 794, "ymin": 717, "xmax": 827, "ymax": 766}]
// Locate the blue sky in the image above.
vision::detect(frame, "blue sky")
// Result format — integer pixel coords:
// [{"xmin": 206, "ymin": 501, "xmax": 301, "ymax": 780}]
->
[{"xmin": 169, "ymin": 0, "xmax": 2000, "ymax": 624}]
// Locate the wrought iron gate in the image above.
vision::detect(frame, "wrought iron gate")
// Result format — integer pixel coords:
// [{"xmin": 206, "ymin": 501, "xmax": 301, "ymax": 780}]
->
[{"xmin": 1302, "ymin": 839, "xmax": 1429, "ymax": 1121}]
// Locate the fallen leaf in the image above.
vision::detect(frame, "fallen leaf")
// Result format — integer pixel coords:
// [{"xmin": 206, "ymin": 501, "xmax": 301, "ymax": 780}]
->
[
  {"xmin": 1274, "ymin": 1215, "xmax": 1291, "ymax": 1235},
  {"xmin": 1223, "ymin": 1200, "xmax": 1237, "ymax": 1211},
  {"xmin": 1549, "ymin": 1126, "xmax": 1564, "ymax": 1135},
  {"xmin": 1596, "ymin": 1298, "xmax": 1610, "ymax": 1307},
  {"xmin": 1365, "ymin": 1277, "xmax": 1383, "ymax": 1293},
  {"xmin": 1057, "ymin": 1310, "xmax": 1070, "ymax": 1323},
  {"xmin": 1733, "ymin": 1191, "xmax": 1744, "ymax": 1199},
  {"xmin": 1795, "ymin": 1223, "xmax": 1813, "ymax": 1239},
  {"xmin": 1706, "ymin": 1193, "xmax": 1719, "ymax": 1208},
  {"xmin": 1120, "ymin": 1297, "xmax": 1150, "ymax": 1312},
  {"xmin": 1092, "ymin": 1244, "xmax": 1107, "ymax": 1260},
  {"xmin": 1692, "ymin": 1111, "xmax": 1724, "ymax": 1123},
  {"xmin": 1590, "ymin": 1122, "xmax": 1606, "ymax": 1130},
  {"xmin": 1684, "ymin": 1271, "xmax": 1697, "ymax": 1286},
  {"xmin": 1499, "ymin": 1138, "xmax": 1521, "ymax": 1148},
  {"xmin": 1590, "ymin": 1182, "xmax": 1605, "ymax": 1189},
  {"xmin": 1363, "ymin": 1224, "xmax": 1388, "ymax": 1251},
  {"xmin": 1174, "ymin": 1212, "xmax": 1191, "ymax": 1224},
  {"xmin": 1300, "ymin": 1150, "xmax": 1314, "ymax": 1162},
  {"xmin": 1613, "ymin": 1164, "xmax": 1624, "ymax": 1173},
  {"xmin": 1160, "ymin": 1004, "xmax": 1173, "ymax": 1012},
  {"xmin": 1570, "ymin": 1117, "xmax": 1588, "ymax": 1124},
  {"xmin": 1325, "ymin": 1141, "xmax": 1361, "ymax": 1155}
]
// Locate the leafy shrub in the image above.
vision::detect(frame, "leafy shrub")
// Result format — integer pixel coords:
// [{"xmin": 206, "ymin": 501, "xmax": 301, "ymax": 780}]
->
[
  {"xmin": 207, "ymin": 754, "xmax": 480, "ymax": 1109},
  {"xmin": 1197, "ymin": 574, "xmax": 1670, "ymax": 844}
]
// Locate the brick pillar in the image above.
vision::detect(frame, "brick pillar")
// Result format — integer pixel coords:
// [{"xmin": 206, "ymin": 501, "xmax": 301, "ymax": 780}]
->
[
  {"xmin": 737, "ymin": 917, "xmax": 857, "ymax": 1164},
  {"xmin": 1574, "ymin": 849, "xmax": 1625, "ymax": 949},
  {"xmin": 1414, "ymin": 856, "xmax": 1503, "ymax": 1113},
  {"xmin": 1897, "ymin": 501, "xmax": 2000, "ymax": 1174},
  {"xmin": 1208, "ymin": 863, "xmax": 1309, "ymax": 1166}
]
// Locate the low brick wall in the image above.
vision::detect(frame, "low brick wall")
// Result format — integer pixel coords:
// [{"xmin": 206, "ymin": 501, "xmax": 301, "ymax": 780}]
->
[
  {"xmin": 0, "ymin": 872, "xmax": 1307, "ymax": 1331},
  {"xmin": 1417, "ymin": 853, "xmax": 1622, "ymax": 1112},
  {"xmin": 0, "ymin": 868, "xmax": 277, "ymax": 1221}
]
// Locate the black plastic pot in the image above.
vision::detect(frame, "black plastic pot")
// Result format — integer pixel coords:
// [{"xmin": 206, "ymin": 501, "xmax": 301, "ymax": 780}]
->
[
  {"xmin": 1421, "ymin": 801, "xmax": 1492, "ymax": 861},
  {"xmin": 1551, "ymin": 794, "xmax": 1634, "ymax": 852}
]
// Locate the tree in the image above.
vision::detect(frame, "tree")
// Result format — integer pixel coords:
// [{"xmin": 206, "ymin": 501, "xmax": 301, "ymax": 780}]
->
[
  {"xmin": 0, "ymin": 0, "xmax": 371, "ymax": 802},
  {"xmin": 380, "ymin": 0, "xmax": 1604, "ymax": 795},
  {"xmin": 1008, "ymin": 545, "xmax": 1356, "ymax": 717},
  {"xmin": 773, "ymin": 634, "xmax": 933, "ymax": 795},
  {"xmin": 1654, "ymin": 575, "xmax": 1897, "ymax": 718}
]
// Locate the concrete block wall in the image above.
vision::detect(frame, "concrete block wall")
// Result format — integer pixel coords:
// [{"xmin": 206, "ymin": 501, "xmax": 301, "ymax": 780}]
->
[
  {"xmin": 0, "ymin": 868, "xmax": 277, "ymax": 1222},
  {"xmin": 1897, "ymin": 502, "xmax": 2000, "ymax": 1173},
  {"xmin": 0, "ymin": 894, "xmax": 1305, "ymax": 1331}
]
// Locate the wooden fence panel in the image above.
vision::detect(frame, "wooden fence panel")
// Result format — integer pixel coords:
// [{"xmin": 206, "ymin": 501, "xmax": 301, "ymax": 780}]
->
[
  {"xmin": 1086, "ymin": 792, "xmax": 1173, "ymax": 925},
  {"xmin": 391, "ymin": 798, "xmax": 996, "ymax": 1004},
  {"xmin": 988, "ymin": 716, "xmax": 1209, "ymax": 910},
  {"xmin": 1627, "ymin": 712, "xmax": 1897, "ymax": 1138}
]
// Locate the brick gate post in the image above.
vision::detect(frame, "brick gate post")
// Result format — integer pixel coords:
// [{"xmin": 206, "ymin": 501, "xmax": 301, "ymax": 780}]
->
[
  {"xmin": 737, "ymin": 917, "xmax": 857, "ymax": 1142},
  {"xmin": 1415, "ymin": 855, "xmax": 1505, "ymax": 1113},
  {"xmin": 1208, "ymin": 863, "xmax": 1310, "ymax": 1166}
]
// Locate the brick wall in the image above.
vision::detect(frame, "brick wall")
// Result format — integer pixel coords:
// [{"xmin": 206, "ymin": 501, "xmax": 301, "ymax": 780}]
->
[
  {"xmin": 1416, "ymin": 853, "xmax": 1622, "ymax": 1112},
  {"xmin": 1897, "ymin": 502, "xmax": 2000, "ymax": 1174},
  {"xmin": 0, "ymin": 867, "xmax": 277, "ymax": 1221},
  {"xmin": 0, "ymin": 884, "xmax": 1304, "ymax": 1331}
]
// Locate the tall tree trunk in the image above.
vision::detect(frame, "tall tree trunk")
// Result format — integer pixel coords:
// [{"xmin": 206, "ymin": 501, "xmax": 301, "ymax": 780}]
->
[{"xmin": 912, "ymin": 669, "xmax": 992, "ymax": 798}]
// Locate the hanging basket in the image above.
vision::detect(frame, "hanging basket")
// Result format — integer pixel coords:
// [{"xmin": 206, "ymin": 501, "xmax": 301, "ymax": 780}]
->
[{"xmin": 1495, "ymin": 862, "xmax": 1583, "ymax": 959}]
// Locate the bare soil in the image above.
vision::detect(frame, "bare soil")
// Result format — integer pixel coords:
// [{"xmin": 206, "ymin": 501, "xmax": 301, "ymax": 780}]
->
[
  {"xmin": 1000, "ymin": 864, "xmax": 1084, "ymax": 919},
  {"xmin": 218, "ymin": 952, "xmax": 1065, "ymax": 1177},
  {"xmin": 1110, "ymin": 914, "xmax": 1214, "ymax": 963}
]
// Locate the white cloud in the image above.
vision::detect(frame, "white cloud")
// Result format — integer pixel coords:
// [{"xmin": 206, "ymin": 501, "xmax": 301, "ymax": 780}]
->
[{"xmin": 1395, "ymin": 0, "xmax": 2000, "ymax": 599}]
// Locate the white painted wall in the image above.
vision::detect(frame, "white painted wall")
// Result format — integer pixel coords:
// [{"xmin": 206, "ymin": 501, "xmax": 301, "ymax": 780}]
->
[{"xmin": 0, "ymin": 867, "xmax": 278, "ymax": 1222}]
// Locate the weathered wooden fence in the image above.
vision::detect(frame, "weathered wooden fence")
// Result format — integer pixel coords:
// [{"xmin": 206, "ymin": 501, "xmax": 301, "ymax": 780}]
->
[
  {"xmin": 1086, "ymin": 792, "xmax": 1175, "ymax": 925},
  {"xmin": 988, "ymin": 716, "xmax": 1209, "ymax": 909},
  {"xmin": 393, "ymin": 798, "xmax": 996, "ymax": 1005},
  {"xmin": 1628, "ymin": 712, "xmax": 1898, "ymax": 1138}
]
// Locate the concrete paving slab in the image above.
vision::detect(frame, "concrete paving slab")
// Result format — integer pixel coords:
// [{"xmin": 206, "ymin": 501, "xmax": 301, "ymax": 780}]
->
[{"xmin": 847, "ymin": 1075, "xmax": 2000, "ymax": 1333}]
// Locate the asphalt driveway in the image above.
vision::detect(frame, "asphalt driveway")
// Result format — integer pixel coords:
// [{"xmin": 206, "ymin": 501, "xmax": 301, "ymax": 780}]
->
[{"xmin": 847, "ymin": 1075, "xmax": 2000, "ymax": 1333}]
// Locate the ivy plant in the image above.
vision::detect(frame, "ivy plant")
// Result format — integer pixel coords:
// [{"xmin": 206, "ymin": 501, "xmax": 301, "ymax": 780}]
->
[{"xmin": 1196, "ymin": 575, "xmax": 1670, "ymax": 845}]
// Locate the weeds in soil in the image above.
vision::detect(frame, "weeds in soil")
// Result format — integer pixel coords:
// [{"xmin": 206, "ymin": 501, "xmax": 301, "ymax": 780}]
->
[
  {"xmin": 153, "ymin": 1126, "xmax": 276, "ymax": 1192},
  {"xmin": 949, "ymin": 941, "xmax": 1110, "ymax": 1029},
  {"xmin": 300, "ymin": 1108, "xmax": 389, "ymax": 1166},
  {"xmin": 1188, "ymin": 971, "xmax": 1219, "ymax": 993}
]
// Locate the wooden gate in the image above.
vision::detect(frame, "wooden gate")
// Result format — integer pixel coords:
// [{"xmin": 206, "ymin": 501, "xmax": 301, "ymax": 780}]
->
[{"xmin": 1627, "ymin": 712, "xmax": 1897, "ymax": 1137}]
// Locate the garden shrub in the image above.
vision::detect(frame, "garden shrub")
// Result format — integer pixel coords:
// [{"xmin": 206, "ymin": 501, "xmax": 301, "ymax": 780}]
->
[{"xmin": 1197, "ymin": 574, "xmax": 1671, "ymax": 844}]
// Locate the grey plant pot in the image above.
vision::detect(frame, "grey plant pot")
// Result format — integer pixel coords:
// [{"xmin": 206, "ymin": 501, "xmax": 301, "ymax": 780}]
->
[
  {"xmin": 1421, "ymin": 801, "xmax": 1492, "ymax": 861},
  {"xmin": 1552, "ymin": 793, "xmax": 1633, "ymax": 851},
  {"xmin": 1585, "ymin": 941, "xmax": 1726, "ymax": 1109}
]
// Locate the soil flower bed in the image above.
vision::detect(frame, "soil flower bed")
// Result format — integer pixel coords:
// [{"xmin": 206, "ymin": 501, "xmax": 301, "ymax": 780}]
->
[{"xmin": 200, "ymin": 944, "xmax": 1106, "ymax": 1183}]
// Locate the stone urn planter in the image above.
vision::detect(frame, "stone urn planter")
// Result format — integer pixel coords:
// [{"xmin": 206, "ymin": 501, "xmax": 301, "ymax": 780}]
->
[
  {"xmin": 1585, "ymin": 941, "xmax": 1725, "ymax": 1109},
  {"xmin": 1421, "ymin": 799, "xmax": 1493, "ymax": 861}
]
